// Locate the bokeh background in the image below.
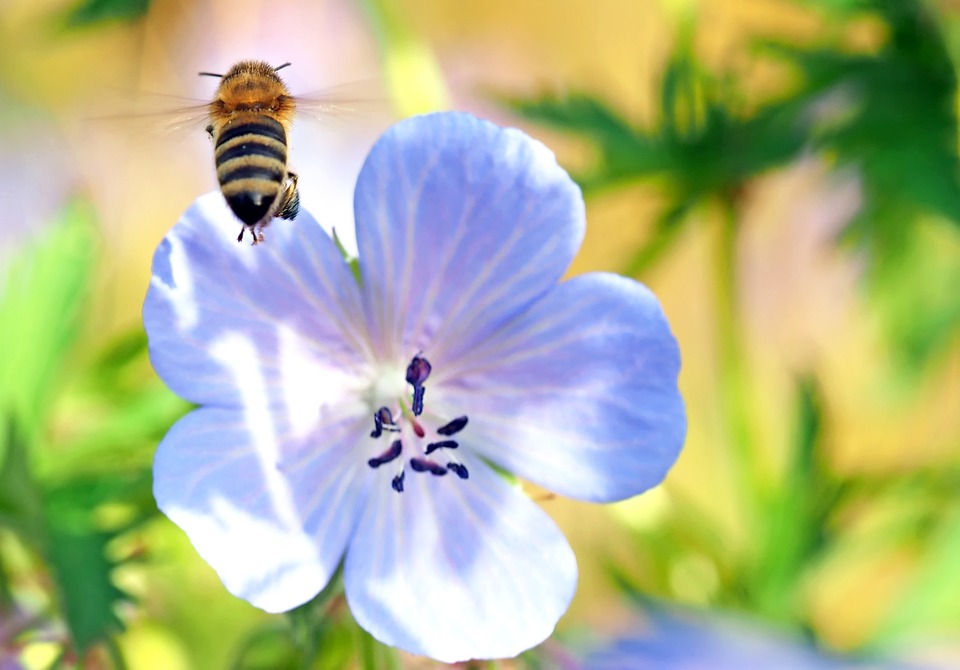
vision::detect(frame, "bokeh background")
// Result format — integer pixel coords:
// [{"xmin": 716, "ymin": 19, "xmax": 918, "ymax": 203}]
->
[{"xmin": 2, "ymin": 0, "xmax": 960, "ymax": 667}]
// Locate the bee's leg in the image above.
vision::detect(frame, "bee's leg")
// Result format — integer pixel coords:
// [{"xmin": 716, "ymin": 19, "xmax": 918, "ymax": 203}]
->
[
  {"xmin": 277, "ymin": 172, "xmax": 300, "ymax": 221},
  {"xmin": 237, "ymin": 228, "xmax": 245, "ymax": 243}
]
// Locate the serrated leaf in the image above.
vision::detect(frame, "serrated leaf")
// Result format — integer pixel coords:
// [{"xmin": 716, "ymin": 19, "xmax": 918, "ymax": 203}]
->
[
  {"xmin": 45, "ymin": 522, "xmax": 127, "ymax": 652},
  {"xmin": 43, "ymin": 470, "xmax": 154, "ymax": 653}
]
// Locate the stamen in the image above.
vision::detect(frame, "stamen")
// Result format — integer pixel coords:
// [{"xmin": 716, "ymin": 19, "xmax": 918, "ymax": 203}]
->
[
  {"xmin": 437, "ymin": 416, "xmax": 468, "ymax": 436},
  {"xmin": 368, "ymin": 440, "xmax": 402, "ymax": 468},
  {"xmin": 425, "ymin": 440, "xmax": 458, "ymax": 455},
  {"xmin": 406, "ymin": 355, "xmax": 431, "ymax": 417},
  {"xmin": 370, "ymin": 407, "xmax": 399, "ymax": 438},
  {"xmin": 391, "ymin": 472, "xmax": 405, "ymax": 493},
  {"xmin": 447, "ymin": 462, "xmax": 469, "ymax": 479},
  {"xmin": 411, "ymin": 418, "xmax": 425, "ymax": 438},
  {"xmin": 405, "ymin": 355, "xmax": 432, "ymax": 385},
  {"xmin": 412, "ymin": 385, "xmax": 426, "ymax": 416},
  {"xmin": 410, "ymin": 458, "xmax": 447, "ymax": 476}
]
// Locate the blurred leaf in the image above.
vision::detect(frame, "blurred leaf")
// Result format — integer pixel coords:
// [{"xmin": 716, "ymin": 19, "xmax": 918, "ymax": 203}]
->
[
  {"xmin": 506, "ymin": 48, "xmax": 809, "ymax": 274},
  {"xmin": 506, "ymin": 93, "xmax": 670, "ymax": 191},
  {"xmin": 866, "ymin": 217, "xmax": 960, "ymax": 371},
  {"xmin": 0, "ymin": 417, "xmax": 43, "ymax": 543},
  {"xmin": 63, "ymin": 0, "xmax": 151, "ymax": 27},
  {"xmin": 751, "ymin": 378, "xmax": 838, "ymax": 626},
  {"xmin": 770, "ymin": 0, "xmax": 960, "ymax": 251},
  {"xmin": 45, "ymin": 523, "xmax": 126, "ymax": 652},
  {"xmin": 43, "ymin": 471, "xmax": 154, "ymax": 653},
  {"xmin": 873, "ymin": 505, "xmax": 960, "ymax": 647},
  {"xmin": 0, "ymin": 202, "xmax": 96, "ymax": 475}
]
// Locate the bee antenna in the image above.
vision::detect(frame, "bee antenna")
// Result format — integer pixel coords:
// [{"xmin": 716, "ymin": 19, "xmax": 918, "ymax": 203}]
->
[
  {"xmin": 274, "ymin": 62, "xmax": 292, "ymax": 72},
  {"xmin": 198, "ymin": 70, "xmax": 223, "ymax": 78}
]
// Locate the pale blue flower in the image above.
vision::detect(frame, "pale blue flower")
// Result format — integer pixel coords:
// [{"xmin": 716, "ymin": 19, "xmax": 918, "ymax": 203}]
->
[
  {"xmin": 583, "ymin": 607, "xmax": 938, "ymax": 670},
  {"xmin": 144, "ymin": 112, "xmax": 686, "ymax": 662}
]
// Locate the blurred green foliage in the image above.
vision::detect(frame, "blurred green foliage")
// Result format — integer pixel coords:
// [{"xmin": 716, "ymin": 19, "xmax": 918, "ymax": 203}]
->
[
  {"xmin": 0, "ymin": 209, "xmax": 187, "ymax": 662},
  {"xmin": 63, "ymin": 0, "xmax": 151, "ymax": 27}
]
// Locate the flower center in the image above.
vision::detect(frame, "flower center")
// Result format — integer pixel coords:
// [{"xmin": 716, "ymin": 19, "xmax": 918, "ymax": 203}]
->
[{"xmin": 366, "ymin": 354, "xmax": 469, "ymax": 493}]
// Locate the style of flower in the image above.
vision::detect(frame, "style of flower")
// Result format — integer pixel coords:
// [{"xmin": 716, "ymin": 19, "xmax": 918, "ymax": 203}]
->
[{"xmin": 144, "ymin": 111, "xmax": 686, "ymax": 662}]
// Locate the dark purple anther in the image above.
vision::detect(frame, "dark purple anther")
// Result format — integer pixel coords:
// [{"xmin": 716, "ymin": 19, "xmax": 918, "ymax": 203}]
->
[
  {"xmin": 412, "ymin": 385, "xmax": 426, "ymax": 416},
  {"xmin": 410, "ymin": 458, "xmax": 447, "ymax": 476},
  {"xmin": 425, "ymin": 440, "xmax": 458, "ymax": 455},
  {"xmin": 368, "ymin": 440, "xmax": 403, "ymax": 468},
  {"xmin": 437, "ymin": 416, "xmax": 468, "ymax": 436},
  {"xmin": 370, "ymin": 407, "xmax": 398, "ymax": 438},
  {"xmin": 447, "ymin": 463, "xmax": 469, "ymax": 479},
  {"xmin": 391, "ymin": 472, "xmax": 405, "ymax": 493},
  {"xmin": 406, "ymin": 355, "xmax": 432, "ymax": 386}
]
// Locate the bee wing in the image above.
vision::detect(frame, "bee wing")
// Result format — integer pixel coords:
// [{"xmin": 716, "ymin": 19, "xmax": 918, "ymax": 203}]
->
[
  {"xmin": 291, "ymin": 78, "xmax": 392, "ymax": 125},
  {"xmin": 86, "ymin": 94, "xmax": 212, "ymax": 140}
]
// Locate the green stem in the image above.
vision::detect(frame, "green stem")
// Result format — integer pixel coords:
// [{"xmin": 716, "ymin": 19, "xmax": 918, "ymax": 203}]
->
[{"xmin": 714, "ymin": 196, "xmax": 765, "ymax": 544}]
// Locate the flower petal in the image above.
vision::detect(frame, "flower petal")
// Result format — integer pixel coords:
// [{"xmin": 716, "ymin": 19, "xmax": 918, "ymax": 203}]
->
[
  {"xmin": 352, "ymin": 111, "xmax": 585, "ymax": 364},
  {"xmin": 144, "ymin": 192, "xmax": 370, "ymax": 408},
  {"xmin": 154, "ymin": 405, "xmax": 369, "ymax": 613},
  {"xmin": 435, "ymin": 272, "xmax": 686, "ymax": 503},
  {"xmin": 343, "ymin": 459, "xmax": 577, "ymax": 663}
]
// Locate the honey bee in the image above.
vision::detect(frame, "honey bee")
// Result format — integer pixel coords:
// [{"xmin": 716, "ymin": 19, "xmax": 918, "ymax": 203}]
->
[{"xmin": 200, "ymin": 60, "xmax": 301, "ymax": 244}]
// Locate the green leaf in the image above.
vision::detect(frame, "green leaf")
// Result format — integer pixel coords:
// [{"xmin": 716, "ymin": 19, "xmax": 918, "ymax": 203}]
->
[
  {"xmin": 45, "ymin": 522, "xmax": 127, "ymax": 651},
  {"xmin": 872, "ymin": 505, "xmax": 960, "ymax": 647},
  {"xmin": 63, "ymin": 0, "xmax": 151, "ymax": 26},
  {"xmin": 43, "ymin": 471, "xmax": 154, "ymax": 653},
  {"xmin": 751, "ymin": 378, "xmax": 838, "ymax": 625},
  {"xmin": 0, "ymin": 202, "xmax": 96, "ymax": 476},
  {"xmin": 0, "ymin": 417, "xmax": 44, "ymax": 543}
]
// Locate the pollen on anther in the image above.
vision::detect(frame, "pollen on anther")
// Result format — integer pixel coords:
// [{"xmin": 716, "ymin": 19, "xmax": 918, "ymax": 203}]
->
[
  {"xmin": 412, "ymin": 385, "xmax": 426, "ymax": 416},
  {"xmin": 371, "ymin": 406, "xmax": 398, "ymax": 438},
  {"xmin": 410, "ymin": 457, "xmax": 447, "ymax": 476},
  {"xmin": 406, "ymin": 355, "xmax": 432, "ymax": 385},
  {"xmin": 437, "ymin": 416, "xmax": 468, "ymax": 436},
  {"xmin": 425, "ymin": 440, "xmax": 458, "ymax": 455},
  {"xmin": 368, "ymin": 440, "xmax": 402, "ymax": 468},
  {"xmin": 447, "ymin": 462, "xmax": 469, "ymax": 479}
]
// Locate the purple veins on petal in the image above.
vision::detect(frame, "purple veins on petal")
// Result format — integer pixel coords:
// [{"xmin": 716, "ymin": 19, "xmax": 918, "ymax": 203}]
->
[
  {"xmin": 436, "ymin": 416, "xmax": 468, "ymax": 436},
  {"xmin": 425, "ymin": 440, "xmax": 458, "ymax": 455},
  {"xmin": 447, "ymin": 463, "xmax": 469, "ymax": 479},
  {"xmin": 368, "ymin": 440, "xmax": 403, "ymax": 468},
  {"xmin": 410, "ymin": 458, "xmax": 447, "ymax": 476}
]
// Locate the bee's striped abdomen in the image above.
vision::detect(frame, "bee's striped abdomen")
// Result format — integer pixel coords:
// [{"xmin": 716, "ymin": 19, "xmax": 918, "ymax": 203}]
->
[{"xmin": 214, "ymin": 116, "xmax": 288, "ymax": 226}]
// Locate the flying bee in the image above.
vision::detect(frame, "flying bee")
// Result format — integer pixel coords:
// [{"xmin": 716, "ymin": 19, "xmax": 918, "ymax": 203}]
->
[{"xmin": 200, "ymin": 60, "xmax": 300, "ymax": 244}]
